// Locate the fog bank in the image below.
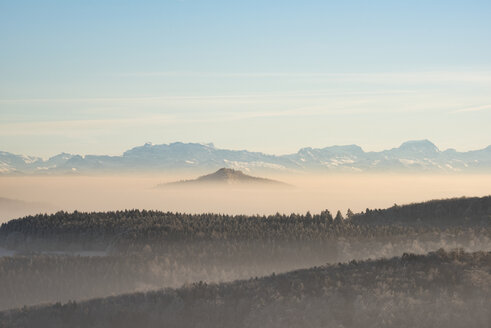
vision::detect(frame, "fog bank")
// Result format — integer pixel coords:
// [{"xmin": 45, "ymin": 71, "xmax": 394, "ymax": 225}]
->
[{"xmin": 1, "ymin": 174, "xmax": 490, "ymax": 222}]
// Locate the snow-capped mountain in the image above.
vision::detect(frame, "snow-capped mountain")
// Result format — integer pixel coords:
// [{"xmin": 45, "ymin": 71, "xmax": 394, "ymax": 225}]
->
[
  {"xmin": 1, "ymin": 140, "xmax": 490, "ymax": 175},
  {"xmin": 0, "ymin": 151, "xmax": 44, "ymax": 174}
]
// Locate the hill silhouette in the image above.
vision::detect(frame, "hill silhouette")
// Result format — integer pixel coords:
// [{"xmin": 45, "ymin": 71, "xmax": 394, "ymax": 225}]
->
[{"xmin": 160, "ymin": 168, "xmax": 288, "ymax": 187}]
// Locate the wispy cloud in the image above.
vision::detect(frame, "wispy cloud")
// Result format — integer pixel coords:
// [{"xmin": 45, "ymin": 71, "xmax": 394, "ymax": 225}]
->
[
  {"xmin": 0, "ymin": 90, "xmax": 415, "ymax": 105},
  {"xmin": 0, "ymin": 95, "xmax": 478, "ymax": 138},
  {"xmin": 0, "ymin": 116, "xmax": 177, "ymax": 136},
  {"xmin": 118, "ymin": 71, "xmax": 491, "ymax": 83},
  {"xmin": 453, "ymin": 104, "xmax": 491, "ymax": 113}
]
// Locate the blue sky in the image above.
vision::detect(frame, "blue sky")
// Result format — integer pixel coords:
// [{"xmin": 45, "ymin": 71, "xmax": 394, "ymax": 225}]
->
[{"xmin": 1, "ymin": 0, "xmax": 490, "ymax": 157}]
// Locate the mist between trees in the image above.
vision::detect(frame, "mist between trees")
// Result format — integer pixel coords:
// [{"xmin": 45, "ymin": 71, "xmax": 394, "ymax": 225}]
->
[
  {"xmin": 0, "ymin": 196, "xmax": 489, "ymax": 311},
  {"xmin": 1, "ymin": 249, "xmax": 489, "ymax": 328}
]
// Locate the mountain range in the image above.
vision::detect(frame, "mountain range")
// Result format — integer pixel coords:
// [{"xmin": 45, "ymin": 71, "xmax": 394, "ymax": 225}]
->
[{"xmin": 1, "ymin": 140, "xmax": 490, "ymax": 175}]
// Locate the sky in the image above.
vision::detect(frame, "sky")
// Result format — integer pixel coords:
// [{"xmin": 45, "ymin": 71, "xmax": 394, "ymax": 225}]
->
[{"xmin": 1, "ymin": 0, "xmax": 491, "ymax": 158}]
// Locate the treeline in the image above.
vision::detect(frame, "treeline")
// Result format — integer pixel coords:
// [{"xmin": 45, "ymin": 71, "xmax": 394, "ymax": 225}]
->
[
  {"xmin": 351, "ymin": 196, "xmax": 491, "ymax": 226},
  {"xmin": 1, "ymin": 196, "xmax": 489, "ymax": 253},
  {"xmin": 1, "ymin": 249, "xmax": 489, "ymax": 328},
  {"xmin": 0, "ymin": 196, "xmax": 489, "ymax": 311},
  {"xmin": 1, "ymin": 229, "xmax": 489, "ymax": 311}
]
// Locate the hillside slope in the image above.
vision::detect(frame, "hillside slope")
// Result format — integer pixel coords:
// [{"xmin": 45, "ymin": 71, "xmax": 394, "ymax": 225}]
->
[
  {"xmin": 1, "ymin": 249, "xmax": 489, "ymax": 328},
  {"xmin": 0, "ymin": 197, "xmax": 488, "ymax": 311}
]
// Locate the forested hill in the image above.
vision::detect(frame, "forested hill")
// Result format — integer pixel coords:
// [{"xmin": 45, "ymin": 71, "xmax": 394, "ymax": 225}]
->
[
  {"xmin": 161, "ymin": 168, "xmax": 287, "ymax": 187},
  {"xmin": 351, "ymin": 195, "xmax": 491, "ymax": 226},
  {"xmin": 0, "ymin": 198, "xmax": 489, "ymax": 313},
  {"xmin": 1, "ymin": 249, "xmax": 489, "ymax": 328},
  {"xmin": 0, "ymin": 196, "xmax": 489, "ymax": 252}
]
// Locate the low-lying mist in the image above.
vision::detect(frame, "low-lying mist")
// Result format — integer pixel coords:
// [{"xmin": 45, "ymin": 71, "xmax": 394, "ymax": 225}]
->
[
  {"xmin": 1, "ymin": 173, "xmax": 490, "ymax": 222},
  {"xmin": 0, "ymin": 194, "xmax": 489, "ymax": 315},
  {"xmin": 1, "ymin": 233, "xmax": 489, "ymax": 311}
]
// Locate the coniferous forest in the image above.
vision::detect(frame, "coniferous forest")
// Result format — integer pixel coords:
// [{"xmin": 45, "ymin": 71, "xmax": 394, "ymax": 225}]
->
[{"xmin": 0, "ymin": 196, "xmax": 490, "ymax": 327}]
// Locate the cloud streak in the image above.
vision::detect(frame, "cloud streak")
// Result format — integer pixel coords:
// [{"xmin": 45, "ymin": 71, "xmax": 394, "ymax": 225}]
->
[
  {"xmin": 453, "ymin": 104, "xmax": 491, "ymax": 113},
  {"xmin": 118, "ymin": 71, "xmax": 491, "ymax": 83},
  {"xmin": 0, "ymin": 90, "xmax": 415, "ymax": 105}
]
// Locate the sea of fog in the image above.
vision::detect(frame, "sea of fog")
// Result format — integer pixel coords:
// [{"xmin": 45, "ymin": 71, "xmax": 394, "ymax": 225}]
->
[{"xmin": 1, "ymin": 174, "xmax": 491, "ymax": 223}]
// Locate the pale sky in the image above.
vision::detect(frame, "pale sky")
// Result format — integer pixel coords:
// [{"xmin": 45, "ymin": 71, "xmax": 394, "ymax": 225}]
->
[{"xmin": 1, "ymin": 0, "xmax": 491, "ymax": 157}]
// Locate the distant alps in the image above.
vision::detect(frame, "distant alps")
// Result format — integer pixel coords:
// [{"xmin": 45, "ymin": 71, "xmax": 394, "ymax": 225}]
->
[{"xmin": 1, "ymin": 140, "xmax": 490, "ymax": 175}]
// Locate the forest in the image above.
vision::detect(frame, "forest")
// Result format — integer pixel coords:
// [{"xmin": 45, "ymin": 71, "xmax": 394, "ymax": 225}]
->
[
  {"xmin": 0, "ymin": 196, "xmax": 489, "ymax": 314},
  {"xmin": 0, "ymin": 249, "xmax": 489, "ymax": 328},
  {"xmin": 1, "ymin": 196, "xmax": 489, "ymax": 252}
]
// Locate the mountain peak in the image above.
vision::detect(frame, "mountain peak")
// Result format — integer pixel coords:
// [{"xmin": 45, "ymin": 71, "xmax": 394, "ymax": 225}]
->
[
  {"xmin": 213, "ymin": 167, "xmax": 244, "ymax": 177},
  {"xmin": 397, "ymin": 140, "xmax": 439, "ymax": 153},
  {"xmin": 161, "ymin": 168, "xmax": 287, "ymax": 187},
  {"xmin": 197, "ymin": 168, "xmax": 264, "ymax": 183}
]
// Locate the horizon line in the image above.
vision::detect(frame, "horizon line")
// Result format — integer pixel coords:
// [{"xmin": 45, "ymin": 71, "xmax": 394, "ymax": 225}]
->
[{"xmin": 2, "ymin": 139, "xmax": 490, "ymax": 160}]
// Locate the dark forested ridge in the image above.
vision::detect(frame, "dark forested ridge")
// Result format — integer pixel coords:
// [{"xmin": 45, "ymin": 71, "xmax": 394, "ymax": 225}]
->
[
  {"xmin": 0, "ymin": 196, "xmax": 489, "ymax": 311},
  {"xmin": 351, "ymin": 195, "xmax": 491, "ymax": 226},
  {"xmin": 1, "ymin": 249, "xmax": 489, "ymax": 328},
  {"xmin": 1, "ymin": 196, "xmax": 489, "ymax": 253}
]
